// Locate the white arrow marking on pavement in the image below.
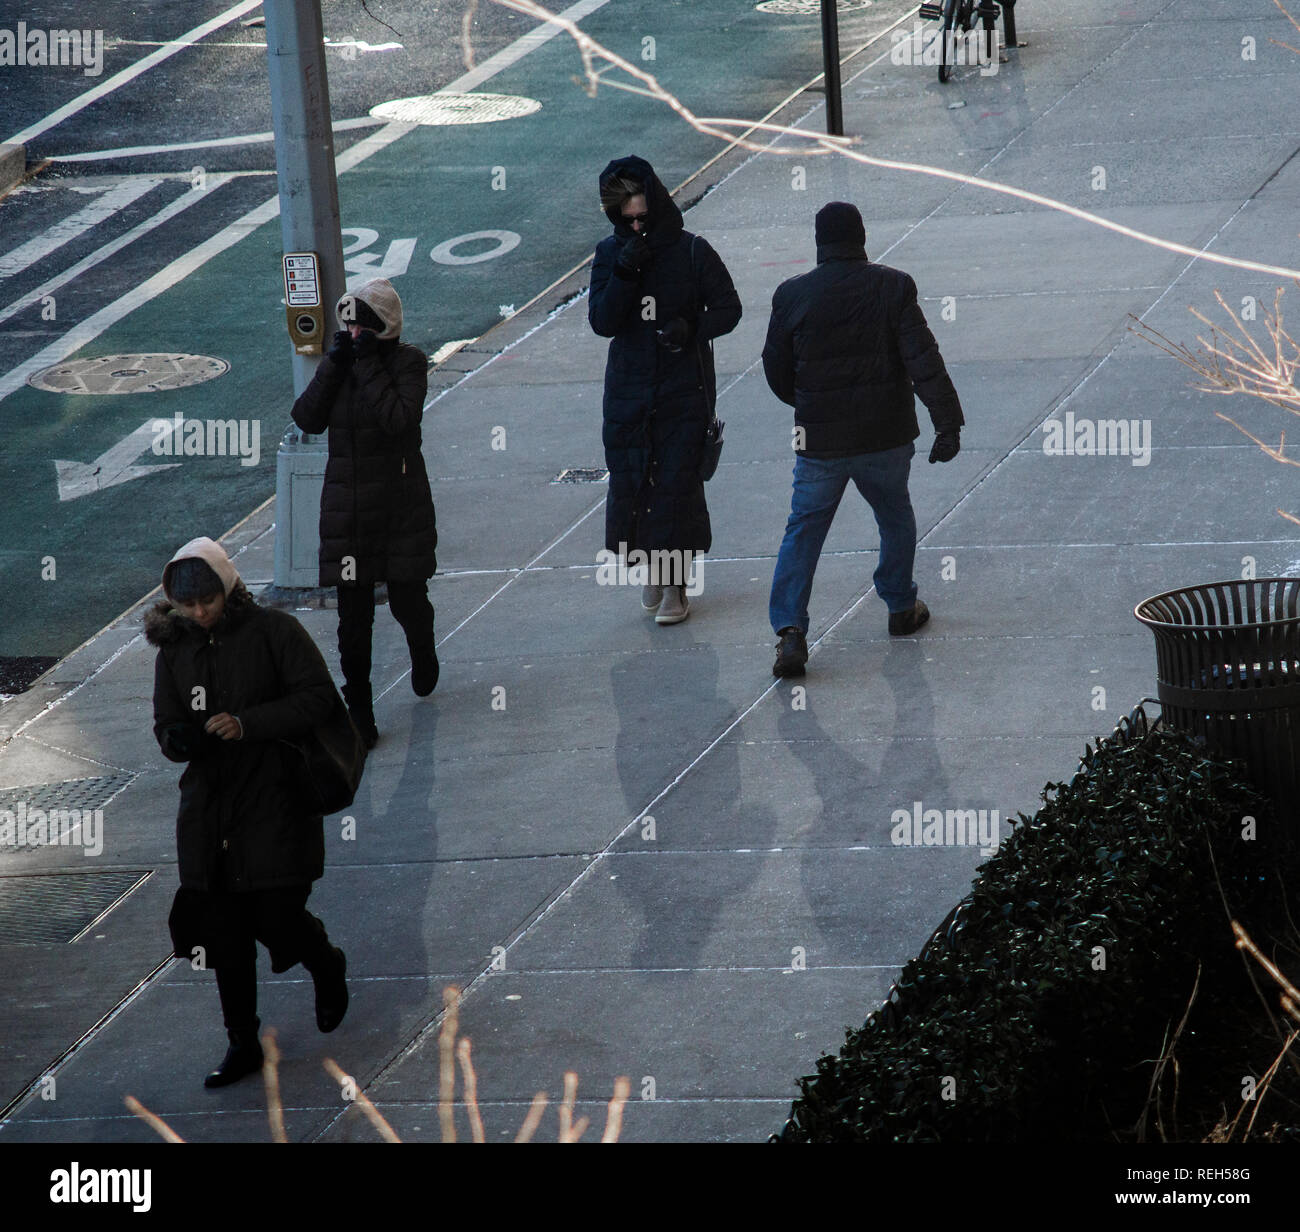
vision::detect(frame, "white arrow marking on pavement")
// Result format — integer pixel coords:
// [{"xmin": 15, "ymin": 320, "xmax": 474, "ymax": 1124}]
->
[{"xmin": 54, "ymin": 419, "xmax": 180, "ymax": 501}]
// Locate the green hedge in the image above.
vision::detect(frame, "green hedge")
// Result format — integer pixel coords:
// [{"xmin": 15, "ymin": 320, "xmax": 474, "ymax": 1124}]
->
[{"xmin": 775, "ymin": 718, "xmax": 1290, "ymax": 1143}]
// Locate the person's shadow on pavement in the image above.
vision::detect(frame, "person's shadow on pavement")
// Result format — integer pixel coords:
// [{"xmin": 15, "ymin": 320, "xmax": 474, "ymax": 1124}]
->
[{"xmin": 611, "ymin": 645, "xmax": 778, "ymax": 974}]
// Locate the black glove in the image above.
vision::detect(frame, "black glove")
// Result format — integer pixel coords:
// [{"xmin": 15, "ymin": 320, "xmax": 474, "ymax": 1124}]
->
[
  {"xmin": 327, "ymin": 330, "xmax": 354, "ymax": 368},
  {"xmin": 616, "ymin": 234, "xmax": 652, "ymax": 276},
  {"xmin": 161, "ymin": 723, "xmax": 206, "ymax": 760},
  {"xmin": 352, "ymin": 329, "xmax": 379, "ymax": 359},
  {"xmin": 929, "ymin": 431, "xmax": 960, "ymax": 464},
  {"xmin": 656, "ymin": 317, "xmax": 694, "ymax": 352}
]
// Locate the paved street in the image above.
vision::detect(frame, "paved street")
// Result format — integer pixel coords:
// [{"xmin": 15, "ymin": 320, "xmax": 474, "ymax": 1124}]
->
[
  {"xmin": 0, "ymin": 0, "xmax": 901, "ymax": 663},
  {"xmin": 1, "ymin": 0, "xmax": 1299, "ymax": 1152}
]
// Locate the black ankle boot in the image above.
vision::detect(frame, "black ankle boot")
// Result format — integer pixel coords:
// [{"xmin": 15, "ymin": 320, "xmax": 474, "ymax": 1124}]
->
[
  {"xmin": 348, "ymin": 706, "xmax": 378, "ymax": 750},
  {"xmin": 204, "ymin": 1025, "xmax": 263, "ymax": 1089},
  {"xmin": 310, "ymin": 946, "xmax": 349, "ymax": 1033},
  {"xmin": 342, "ymin": 681, "xmax": 378, "ymax": 749},
  {"xmin": 410, "ymin": 644, "xmax": 439, "ymax": 696}
]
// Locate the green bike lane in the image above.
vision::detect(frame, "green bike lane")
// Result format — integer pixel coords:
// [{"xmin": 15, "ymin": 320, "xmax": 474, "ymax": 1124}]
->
[{"xmin": 0, "ymin": 0, "xmax": 911, "ymax": 665}]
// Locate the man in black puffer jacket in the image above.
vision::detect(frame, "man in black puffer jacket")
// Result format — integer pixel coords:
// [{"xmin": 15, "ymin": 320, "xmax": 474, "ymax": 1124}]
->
[
  {"xmin": 589, "ymin": 154, "xmax": 741, "ymax": 625},
  {"xmin": 292, "ymin": 277, "xmax": 438, "ymax": 746},
  {"xmin": 764, "ymin": 202, "xmax": 964, "ymax": 677}
]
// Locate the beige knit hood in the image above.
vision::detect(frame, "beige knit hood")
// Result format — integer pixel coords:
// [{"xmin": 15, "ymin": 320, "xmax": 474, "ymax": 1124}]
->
[
  {"xmin": 336, "ymin": 277, "xmax": 402, "ymax": 341},
  {"xmin": 161, "ymin": 536, "xmax": 242, "ymax": 599}
]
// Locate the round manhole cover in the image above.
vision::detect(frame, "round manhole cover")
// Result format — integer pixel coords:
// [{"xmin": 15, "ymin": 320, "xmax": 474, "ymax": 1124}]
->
[
  {"xmin": 756, "ymin": 0, "xmax": 871, "ymax": 13},
  {"xmin": 29, "ymin": 353, "xmax": 229, "ymax": 395},
  {"xmin": 370, "ymin": 92, "xmax": 542, "ymax": 126}
]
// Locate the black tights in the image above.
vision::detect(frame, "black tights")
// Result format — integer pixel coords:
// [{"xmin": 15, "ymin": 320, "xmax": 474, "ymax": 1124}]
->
[
  {"xmin": 209, "ymin": 886, "xmax": 337, "ymax": 1034},
  {"xmin": 336, "ymin": 581, "xmax": 434, "ymax": 715}
]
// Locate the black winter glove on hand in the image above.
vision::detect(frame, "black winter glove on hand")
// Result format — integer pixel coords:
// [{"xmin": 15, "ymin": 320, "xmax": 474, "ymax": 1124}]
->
[
  {"xmin": 929, "ymin": 431, "xmax": 961, "ymax": 464},
  {"xmin": 656, "ymin": 317, "xmax": 694, "ymax": 352},
  {"xmin": 162, "ymin": 723, "xmax": 206, "ymax": 760},
  {"xmin": 327, "ymin": 330, "xmax": 354, "ymax": 368},
  {"xmin": 352, "ymin": 329, "xmax": 379, "ymax": 359},
  {"xmin": 616, "ymin": 234, "xmax": 652, "ymax": 277}
]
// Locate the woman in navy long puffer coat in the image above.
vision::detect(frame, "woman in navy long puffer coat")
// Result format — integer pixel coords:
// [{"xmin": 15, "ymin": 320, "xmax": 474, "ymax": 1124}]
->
[{"xmin": 589, "ymin": 155, "xmax": 741, "ymax": 624}]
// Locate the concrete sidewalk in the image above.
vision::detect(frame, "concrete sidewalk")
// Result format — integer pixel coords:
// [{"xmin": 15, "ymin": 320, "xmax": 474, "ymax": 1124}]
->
[{"xmin": 2, "ymin": 0, "xmax": 1300, "ymax": 1143}]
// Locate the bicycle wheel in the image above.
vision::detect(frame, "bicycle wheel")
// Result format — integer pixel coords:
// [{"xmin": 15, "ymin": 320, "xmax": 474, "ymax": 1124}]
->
[{"xmin": 938, "ymin": 0, "xmax": 962, "ymax": 83}]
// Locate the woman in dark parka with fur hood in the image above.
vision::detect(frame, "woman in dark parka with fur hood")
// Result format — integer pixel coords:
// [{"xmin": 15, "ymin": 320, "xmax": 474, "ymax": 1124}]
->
[
  {"xmin": 146, "ymin": 536, "xmax": 349, "ymax": 1088},
  {"xmin": 589, "ymin": 155, "xmax": 741, "ymax": 624}
]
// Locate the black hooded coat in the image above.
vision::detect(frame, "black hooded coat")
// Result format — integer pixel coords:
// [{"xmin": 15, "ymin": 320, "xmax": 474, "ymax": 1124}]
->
[
  {"xmin": 291, "ymin": 330, "xmax": 437, "ymax": 588},
  {"xmin": 589, "ymin": 155, "xmax": 741, "ymax": 554},
  {"xmin": 146, "ymin": 584, "xmax": 336, "ymax": 894}
]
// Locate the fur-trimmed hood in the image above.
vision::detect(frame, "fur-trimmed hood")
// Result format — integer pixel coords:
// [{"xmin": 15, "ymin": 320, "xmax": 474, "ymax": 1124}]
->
[
  {"xmin": 144, "ymin": 580, "xmax": 256, "ymax": 646},
  {"xmin": 145, "ymin": 536, "xmax": 253, "ymax": 646}
]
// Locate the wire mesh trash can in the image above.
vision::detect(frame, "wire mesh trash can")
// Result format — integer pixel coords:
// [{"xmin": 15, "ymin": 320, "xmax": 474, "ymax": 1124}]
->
[{"xmin": 1134, "ymin": 579, "xmax": 1300, "ymax": 823}]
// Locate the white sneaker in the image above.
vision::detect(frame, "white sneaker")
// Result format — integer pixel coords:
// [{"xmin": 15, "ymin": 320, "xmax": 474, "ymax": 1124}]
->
[{"xmin": 655, "ymin": 585, "xmax": 690, "ymax": 624}]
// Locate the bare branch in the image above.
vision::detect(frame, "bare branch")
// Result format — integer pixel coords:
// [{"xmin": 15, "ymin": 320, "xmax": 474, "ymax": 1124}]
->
[{"xmin": 488, "ymin": 0, "xmax": 1300, "ymax": 279}]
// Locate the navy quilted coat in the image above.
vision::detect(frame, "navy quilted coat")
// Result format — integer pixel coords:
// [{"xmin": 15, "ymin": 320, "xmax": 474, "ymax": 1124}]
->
[{"xmin": 589, "ymin": 156, "xmax": 741, "ymax": 554}]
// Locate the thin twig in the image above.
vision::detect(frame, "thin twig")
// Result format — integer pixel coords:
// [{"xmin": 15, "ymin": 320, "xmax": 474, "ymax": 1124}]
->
[
  {"xmin": 323, "ymin": 1058, "xmax": 403, "ymax": 1143},
  {"xmin": 123, "ymin": 1095, "xmax": 185, "ymax": 1143},
  {"xmin": 457, "ymin": 1037, "xmax": 486, "ymax": 1143},
  {"xmin": 487, "ymin": 0, "xmax": 1300, "ymax": 279},
  {"xmin": 439, "ymin": 986, "xmax": 460, "ymax": 1143},
  {"xmin": 1242, "ymin": 1029, "xmax": 1300, "ymax": 1141},
  {"xmin": 514, "ymin": 1091, "xmax": 548, "ymax": 1142},
  {"xmin": 601, "ymin": 1076, "xmax": 631, "ymax": 1142},
  {"xmin": 557, "ymin": 1070, "xmax": 590, "ymax": 1142},
  {"xmin": 461, "ymin": 0, "xmax": 479, "ymax": 71},
  {"xmin": 262, "ymin": 1029, "xmax": 286, "ymax": 1144},
  {"xmin": 1136, "ymin": 966, "xmax": 1200, "ymax": 1143}
]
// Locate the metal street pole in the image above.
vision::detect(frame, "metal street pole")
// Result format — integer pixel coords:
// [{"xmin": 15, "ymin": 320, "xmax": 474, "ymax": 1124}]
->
[
  {"xmin": 264, "ymin": 0, "xmax": 346, "ymax": 592},
  {"xmin": 820, "ymin": 0, "xmax": 844, "ymax": 137}
]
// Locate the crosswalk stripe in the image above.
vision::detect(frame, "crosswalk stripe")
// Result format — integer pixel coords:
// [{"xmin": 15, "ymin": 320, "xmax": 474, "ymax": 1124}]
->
[{"xmin": 0, "ymin": 178, "xmax": 161, "ymax": 279}]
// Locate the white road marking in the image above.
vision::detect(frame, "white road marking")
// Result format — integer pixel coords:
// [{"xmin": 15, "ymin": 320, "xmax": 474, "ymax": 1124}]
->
[
  {"xmin": 0, "ymin": 174, "xmax": 242, "ymax": 329},
  {"xmin": 0, "ymin": 187, "xmax": 277, "ymax": 407},
  {"xmin": 54, "ymin": 419, "xmax": 180, "ymax": 501},
  {"xmin": 0, "ymin": 0, "xmax": 612, "ymax": 408},
  {"xmin": 4, "ymin": 0, "xmax": 266, "ymax": 147},
  {"xmin": 49, "ymin": 117, "xmax": 384, "ymax": 164},
  {"xmin": 446, "ymin": 0, "xmax": 610, "ymax": 93},
  {"xmin": 0, "ymin": 179, "xmax": 160, "ymax": 278}
]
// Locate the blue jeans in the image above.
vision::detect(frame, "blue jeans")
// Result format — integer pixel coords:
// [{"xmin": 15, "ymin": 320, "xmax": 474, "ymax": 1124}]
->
[{"xmin": 769, "ymin": 443, "xmax": 918, "ymax": 635}]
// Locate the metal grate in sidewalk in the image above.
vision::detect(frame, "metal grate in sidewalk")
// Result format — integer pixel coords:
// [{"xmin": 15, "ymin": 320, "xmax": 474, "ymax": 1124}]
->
[
  {"xmin": 0, "ymin": 775, "xmax": 135, "ymax": 852},
  {"xmin": 0, "ymin": 871, "xmax": 152, "ymax": 944}
]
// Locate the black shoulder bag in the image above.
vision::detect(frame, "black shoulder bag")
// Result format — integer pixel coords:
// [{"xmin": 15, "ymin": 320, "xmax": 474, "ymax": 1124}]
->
[{"xmin": 265, "ymin": 621, "xmax": 367, "ymax": 816}]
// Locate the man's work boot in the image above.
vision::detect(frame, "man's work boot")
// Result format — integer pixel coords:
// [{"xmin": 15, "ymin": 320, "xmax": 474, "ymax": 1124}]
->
[
  {"xmin": 888, "ymin": 600, "xmax": 930, "ymax": 636},
  {"xmin": 773, "ymin": 628, "xmax": 809, "ymax": 677}
]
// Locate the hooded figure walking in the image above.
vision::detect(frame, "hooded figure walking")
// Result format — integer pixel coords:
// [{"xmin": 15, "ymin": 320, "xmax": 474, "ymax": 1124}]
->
[
  {"xmin": 291, "ymin": 277, "xmax": 438, "ymax": 747},
  {"xmin": 147, "ymin": 537, "xmax": 349, "ymax": 1088},
  {"xmin": 589, "ymin": 155, "xmax": 741, "ymax": 624}
]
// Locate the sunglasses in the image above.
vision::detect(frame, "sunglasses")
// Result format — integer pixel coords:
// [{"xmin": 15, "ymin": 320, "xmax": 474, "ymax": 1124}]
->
[{"xmin": 621, "ymin": 212, "xmax": 649, "ymax": 224}]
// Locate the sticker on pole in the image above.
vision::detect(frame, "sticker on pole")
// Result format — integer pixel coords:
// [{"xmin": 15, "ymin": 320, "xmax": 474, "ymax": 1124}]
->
[
  {"xmin": 756, "ymin": 0, "xmax": 872, "ymax": 13},
  {"xmin": 284, "ymin": 253, "xmax": 321, "ymax": 307},
  {"xmin": 369, "ymin": 93, "xmax": 542, "ymax": 126}
]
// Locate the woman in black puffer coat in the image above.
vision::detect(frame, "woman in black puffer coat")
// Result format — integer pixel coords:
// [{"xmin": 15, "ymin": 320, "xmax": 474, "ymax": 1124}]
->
[
  {"xmin": 589, "ymin": 155, "xmax": 741, "ymax": 625},
  {"xmin": 292, "ymin": 277, "xmax": 438, "ymax": 747},
  {"xmin": 147, "ymin": 536, "xmax": 349, "ymax": 1088}
]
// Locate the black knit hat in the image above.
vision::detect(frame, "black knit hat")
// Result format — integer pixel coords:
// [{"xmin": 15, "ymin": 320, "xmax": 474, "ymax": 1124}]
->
[{"xmin": 815, "ymin": 201, "xmax": 865, "ymax": 246}]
